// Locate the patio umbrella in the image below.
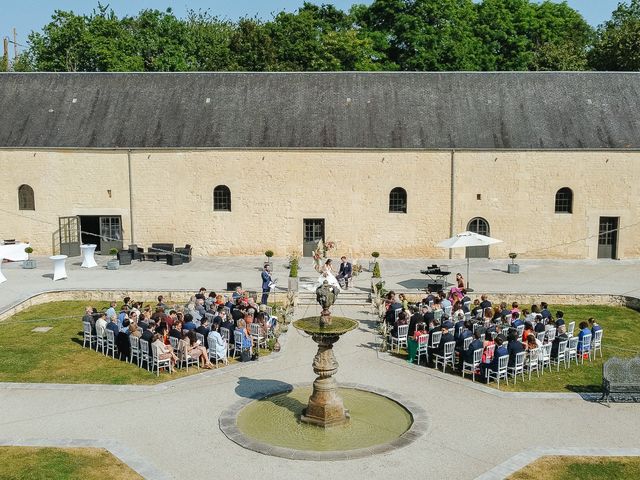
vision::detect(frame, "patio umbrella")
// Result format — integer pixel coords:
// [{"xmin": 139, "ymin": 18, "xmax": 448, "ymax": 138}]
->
[{"xmin": 436, "ymin": 231, "xmax": 503, "ymax": 291}]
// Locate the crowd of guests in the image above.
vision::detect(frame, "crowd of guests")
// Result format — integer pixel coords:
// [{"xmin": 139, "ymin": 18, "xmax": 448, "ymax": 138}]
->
[
  {"xmin": 384, "ymin": 275, "xmax": 603, "ymax": 382},
  {"xmin": 82, "ymin": 287, "xmax": 277, "ymax": 370}
]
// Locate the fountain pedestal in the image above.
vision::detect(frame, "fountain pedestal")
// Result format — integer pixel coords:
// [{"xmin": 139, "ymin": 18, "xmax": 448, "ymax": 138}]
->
[{"xmin": 293, "ymin": 315, "xmax": 358, "ymax": 429}]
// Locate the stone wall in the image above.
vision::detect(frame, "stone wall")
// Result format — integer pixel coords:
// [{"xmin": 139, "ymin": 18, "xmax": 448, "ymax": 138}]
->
[{"xmin": 2, "ymin": 148, "xmax": 639, "ymax": 259}]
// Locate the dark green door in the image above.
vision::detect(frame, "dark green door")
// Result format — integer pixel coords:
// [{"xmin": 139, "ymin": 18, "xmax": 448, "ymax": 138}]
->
[{"xmin": 466, "ymin": 217, "xmax": 490, "ymax": 259}]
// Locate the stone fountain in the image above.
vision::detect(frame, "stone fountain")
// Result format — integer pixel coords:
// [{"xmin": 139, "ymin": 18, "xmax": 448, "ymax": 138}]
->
[{"xmin": 293, "ymin": 281, "xmax": 357, "ymax": 428}]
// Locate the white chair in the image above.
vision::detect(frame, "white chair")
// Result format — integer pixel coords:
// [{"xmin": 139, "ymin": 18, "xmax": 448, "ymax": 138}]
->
[
  {"xmin": 463, "ymin": 301, "xmax": 471, "ymax": 311},
  {"xmin": 95, "ymin": 330, "xmax": 107, "ymax": 354},
  {"xmin": 545, "ymin": 327, "xmax": 556, "ymax": 343},
  {"xmin": 265, "ymin": 305, "xmax": 273, "ymax": 317},
  {"xmin": 250, "ymin": 323, "xmax": 267, "ymax": 350},
  {"xmin": 177, "ymin": 339, "xmax": 199, "ymax": 371},
  {"xmin": 150, "ymin": 344, "xmax": 172, "ymax": 377},
  {"xmin": 196, "ymin": 332, "xmax": 206, "ymax": 348},
  {"xmin": 169, "ymin": 336, "xmax": 180, "ymax": 353},
  {"xmin": 389, "ymin": 324, "xmax": 409, "ymax": 353},
  {"xmin": 462, "ymin": 348, "xmax": 483, "ymax": 382},
  {"xmin": 504, "ymin": 314, "xmax": 512, "ymax": 324},
  {"xmin": 579, "ymin": 333, "xmax": 592, "ymax": 364},
  {"xmin": 486, "ymin": 355, "xmax": 509, "ymax": 388},
  {"xmin": 414, "ymin": 333, "xmax": 429, "ymax": 365},
  {"xmin": 208, "ymin": 334, "xmax": 228, "ymax": 368},
  {"xmin": 516, "ymin": 324, "xmax": 525, "ymax": 339},
  {"xmin": 129, "ymin": 335, "xmax": 141, "ymax": 366},
  {"xmin": 525, "ymin": 348, "xmax": 540, "ymax": 379},
  {"xmin": 233, "ymin": 330, "xmax": 243, "ymax": 359},
  {"xmin": 463, "ymin": 335, "xmax": 473, "ymax": 350},
  {"xmin": 567, "ymin": 321, "xmax": 576, "ymax": 337},
  {"xmin": 444, "ymin": 305, "xmax": 452, "ymax": 317},
  {"xmin": 434, "ymin": 341, "xmax": 456, "ymax": 373},
  {"xmin": 139, "ymin": 339, "xmax": 150, "ymax": 370},
  {"xmin": 82, "ymin": 321, "xmax": 96, "ymax": 349},
  {"xmin": 565, "ymin": 337, "xmax": 579, "ymax": 366},
  {"xmin": 538, "ymin": 343, "xmax": 552, "ymax": 373},
  {"xmin": 105, "ymin": 329, "xmax": 116, "ymax": 358},
  {"xmin": 434, "ymin": 310, "xmax": 443, "ymax": 321},
  {"xmin": 464, "ymin": 312, "xmax": 472, "ymax": 321},
  {"xmin": 428, "ymin": 330, "xmax": 442, "ymax": 357},
  {"xmin": 220, "ymin": 327, "xmax": 231, "ymax": 358},
  {"xmin": 536, "ymin": 331, "xmax": 546, "ymax": 343},
  {"xmin": 591, "ymin": 329, "xmax": 604, "ymax": 359},
  {"xmin": 507, "ymin": 351, "xmax": 526, "ymax": 384},
  {"xmin": 484, "ymin": 343, "xmax": 495, "ymax": 362},
  {"xmin": 551, "ymin": 340, "xmax": 568, "ymax": 371},
  {"xmin": 394, "ymin": 308, "xmax": 403, "ymax": 322}
]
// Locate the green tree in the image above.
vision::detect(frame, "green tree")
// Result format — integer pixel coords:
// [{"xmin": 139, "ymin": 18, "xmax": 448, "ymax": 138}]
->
[
  {"xmin": 186, "ymin": 10, "xmax": 234, "ymax": 71},
  {"xmin": 229, "ymin": 18, "xmax": 277, "ymax": 71},
  {"xmin": 590, "ymin": 0, "xmax": 640, "ymax": 70}
]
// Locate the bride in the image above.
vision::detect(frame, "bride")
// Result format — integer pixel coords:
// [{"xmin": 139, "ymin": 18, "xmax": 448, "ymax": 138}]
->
[{"xmin": 314, "ymin": 259, "xmax": 342, "ymax": 292}]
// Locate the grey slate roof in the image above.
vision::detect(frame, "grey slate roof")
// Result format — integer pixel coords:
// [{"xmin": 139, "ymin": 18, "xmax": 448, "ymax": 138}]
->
[{"xmin": 0, "ymin": 72, "xmax": 639, "ymax": 149}]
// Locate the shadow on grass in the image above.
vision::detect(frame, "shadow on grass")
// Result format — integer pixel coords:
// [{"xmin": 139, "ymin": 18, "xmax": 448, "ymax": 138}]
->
[{"xmin": 235, "ymin": 376, "xmax": 293, "ymax": 400}]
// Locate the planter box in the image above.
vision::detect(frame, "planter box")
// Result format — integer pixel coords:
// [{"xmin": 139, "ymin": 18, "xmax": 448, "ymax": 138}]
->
[
  {"xmin": 117, "ymin": 251, "xmax": 132, "ymax": 265},
  {"xmin": 507, "ymin": 263, "xmax": 520, "ymax": 274},
  {"xmin": 288, "ymin": 277, "xmax": 299, "ymax": 292},
  {"xmin": 107, "ymin": 259, "xmax": 119, "ymax": 270},
  {"xmin": 22, "ymin": 259, "xmax": 37, "ymax": 269}
]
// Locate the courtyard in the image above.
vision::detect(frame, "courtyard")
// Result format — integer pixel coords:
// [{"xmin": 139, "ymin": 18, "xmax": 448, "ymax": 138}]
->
[{"xmin": 0, "ymin": 255, "xmax": 639, "ymax": 479}]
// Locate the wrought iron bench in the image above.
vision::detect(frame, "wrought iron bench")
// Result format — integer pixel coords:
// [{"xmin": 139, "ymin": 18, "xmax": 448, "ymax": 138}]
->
[{"xmin": 601, "ymin": 356, "xmax": 640, "ymax": 403}]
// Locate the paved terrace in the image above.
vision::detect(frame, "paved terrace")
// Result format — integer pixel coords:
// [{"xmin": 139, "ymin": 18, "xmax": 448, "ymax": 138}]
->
[{"xmin": 0, "ymin": 256, "xmax": 639, "ymax": 479}]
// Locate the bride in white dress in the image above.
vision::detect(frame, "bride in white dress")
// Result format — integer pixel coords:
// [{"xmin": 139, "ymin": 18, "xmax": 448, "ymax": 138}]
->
[{"xmin": 313, "ymin": 259, "xmax": 342, "ymax": 292}]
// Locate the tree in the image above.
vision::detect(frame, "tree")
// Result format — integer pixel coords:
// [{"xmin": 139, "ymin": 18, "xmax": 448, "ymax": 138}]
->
[
  {"xmin": 590, "ymin": 0, "xmax": 640, "ymax": 70},
  {"xmin": 229, "ymin": 18, "xmax": 277, "ymax": 71},
  {"xmin": 186, "ymin": 10, "xmax": 234, "ymax": 71}
]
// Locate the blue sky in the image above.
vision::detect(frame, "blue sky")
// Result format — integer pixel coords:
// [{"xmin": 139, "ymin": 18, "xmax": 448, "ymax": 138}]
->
[{"xmin": 0, "ymin": 1, "xmax": 624, "ymax": 53}]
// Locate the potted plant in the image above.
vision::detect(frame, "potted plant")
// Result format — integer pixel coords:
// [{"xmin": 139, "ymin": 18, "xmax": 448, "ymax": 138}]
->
[
  {"xmin": 287, "ymin": 250, "xmax": 300, "ymax": 292},
  {"xmin": 107, "ymin": 248, "xmax": 120, "ymax": 270},
  {"xmin": 370, "ymin": 251, "xmax": 380, "ymax": 272},
  {"xmin": 264, "ymin": 250, "xmax": 274, "ymax": 268},
  {"xmin": 508, "ymin": 252, "xmax": 519, "ymax": 274},
  {"xmin": 23, "ymin": 246, "xmax": 36, "ymax": 269}
]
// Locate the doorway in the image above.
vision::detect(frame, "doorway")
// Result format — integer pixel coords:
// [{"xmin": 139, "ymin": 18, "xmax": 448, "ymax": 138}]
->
[
  {"xmin": 58, "ymin": 216, "xmax": 81, "ymax": 257},
  {"xmin": 466, "ymin": 217, "xmax": 490, "ymax": 258},
  {"xmin": 598, "ymin": 217, "xmax": 618, "ymax": 259},
  {"xmin": 79, "ymin": 215, "xmax": 123, "ymax": 255},
  {"xmin": 303, "ymin": 219, "xmax": 325, "ymax": 257}
]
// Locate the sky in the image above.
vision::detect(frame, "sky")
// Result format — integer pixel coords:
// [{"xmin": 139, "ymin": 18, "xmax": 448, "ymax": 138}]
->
[{"xmin": 0, "ymin": 1, "xmax": 625, "ymax": 53}]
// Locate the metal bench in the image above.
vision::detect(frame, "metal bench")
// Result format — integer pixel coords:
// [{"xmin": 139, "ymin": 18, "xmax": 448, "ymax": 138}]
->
[{"xmin": 601, "ymin": 356, "xmax": 640, "ymax": 403}]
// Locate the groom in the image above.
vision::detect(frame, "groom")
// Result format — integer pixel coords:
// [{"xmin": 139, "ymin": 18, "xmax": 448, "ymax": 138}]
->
[{"xmin": 337, "ymin": 256, "xmax": 353, "ymax": 290}]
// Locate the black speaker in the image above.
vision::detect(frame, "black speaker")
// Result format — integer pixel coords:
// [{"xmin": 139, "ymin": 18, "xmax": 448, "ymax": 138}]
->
[
  {"xmin": 428, "ymin": 283, "xmax": 443, "ymax": 292},
  {"xmin": 227, "ymin": 282, "xmax": 242, "ymax": 291},
  {"xmin": 166, "ymin": 254, "xmax": 183, "ymax": 266}
]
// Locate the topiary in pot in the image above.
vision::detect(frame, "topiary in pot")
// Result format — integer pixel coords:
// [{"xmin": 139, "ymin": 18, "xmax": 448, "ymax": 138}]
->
[
  {"xmin": 107, "ymin": 248, "xmax": 120, "ymax": 270},
  {"xmin": 507, "ymin": 253, "xmax": 519, "ymax": 274},
  {"xmin": 372, "ymin": 261, "xmax": 381, "ymax": 278},
  {"xmin": 371, "ymin": 251, "xmax": 380, "ymax": 259},
  {"xmin": 23, "ymin": 246, "xmax": 36, "ymax": 269}
]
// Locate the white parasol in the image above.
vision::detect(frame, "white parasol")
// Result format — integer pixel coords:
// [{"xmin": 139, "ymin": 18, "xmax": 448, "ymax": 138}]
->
[{"xmin": 436, "ymin": 231, "xmax": 503, "ymax": 290}]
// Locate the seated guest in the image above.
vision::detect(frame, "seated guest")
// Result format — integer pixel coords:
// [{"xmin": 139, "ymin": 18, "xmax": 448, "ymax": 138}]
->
[
  {"xmin": 460, "ymin": 290, "xmax": 471, "ymax": 308},
  {"xmin": 481, "ymin": 335, "xmax": 508, "ymax": 380},
  {"xmin": 398, "ymin": 293, "xmax": 409, "ymax": 310},
  {"xmin": 511, "ymin": 302, "xmax": 520, "ymax": 314},
  {"xmin": 555, "ymin": 311, "xmax": 566, "ymax": 328},
  {"xmin": 481, "ymin": 330, "xmax": 495, "ymax": 364},
  {"xmin": 164, "ymin": 310, "xmax": 176, "ymax": 330},
  {"xmin": 439, "ymin": 291, "xmax": 452, "ymax": 311},
  {"xmin": 195, "ymin": 287, "xmax": 207, "ymax": 300},
  {"xmin": 170, "ymin": 320, "xmax": 183, "ymax": 339},
  {"xmin": 151, "ymin": 333, "xmax": 177, "ymax": 367},
  {"xmin": 95, "ymin": 313, "xmax": 107, "ymax": 338},
  {"xmin": 550, "ymin": 325, "xmax": 569, "ymax": 359},
  {"xmin": 479, "ymin": 294, "xmax": 492, "ymax": 311},
  {"xmin": 422, "ymin": 304, "xmax": 435, "ymax": 323},
  {"xmin": 183, "ymin": 313, "xmax": 197, "ymax": 331},
  {"xmin": 151, "ymin": 306, "xmax": 166, "ymax": 323},
  {"xmin": 385, "ymin": 293, "xmax": 403, "ymax": 325},
  {"xmin": 181, "ymin": 331, "xmax": 213, "ymax": 369},
  {"xmin": 527, "ymin": 304, "xmax": 540, "ymax": 323},
  {"xmin": 454, "ymin": 320, "xmax": 473, "ymax": 358},
  {"xmin": 196, "ymin": 317, "xmax": 211, "ymax": 347},
  {"xmin": 82, "ymin": 306, "xmax": 96, "ymax": 333},
  {"xmin": 235, "ymin": 319, "xmax": 253, "ymax": 353},
  {"xmin": 540, "ymin": 302, "xmax": 551, "ymax": 320},
  {"xmin": 406, "ymin": 322, "xmax": 428, "ymax": 364},
  {"xmin": 106, "ymin": 316, "xmax": 119, "ymax": 338},
  {"xmin": 577, "ymin": 321, "xmax": 591, "ymax": 355},
  {"xmin": 452, "ymin": 302, "xmax": 464, "ymax": 321},
  {"xmin": 589, "ymin": 317, "xmax": 602, "ymax": 335},
  {"xmin": 422, "ymin": 288, "xmax": 436, "ymax": 306},
  {"xmin": 435, "ymin": 322, "xmax": 454, "ymax": 358},
  {"xmin": 482, "ymin": 307, "xmax": 493, "ymax": 325},
  {"xmin": 205, "ymin": 291, "xmax": 217, "ymax": 308},
  {"xmin": 507, "ymin": 329, "xmax": 525, "ymax": 367},
  {"xmin": 390, "ymin": 311, "xmax": 409, "ymax": 338},
  {"xmin": 207, "ymin": 322, "xmax": 228, "ymax": 364},
  {"xmin": 129, "ymin": 322, "xmax": 142, "ymax": 338},
  {"xmin": 156, "ymin": 295, "xmax": 169, "ymax": 310},
  {"xmin": 534, "ymin": 315, "xmax": 546, "ymax": 333},
  {"xmin": 232, "ymin": 286, "xmax": 244, "ymax": 301},
  {"xmin": 461, "ymin": 328, "xmax": 484, "ymax": 370},
  {"xmin": 522, "ymin": 321, "xmax": 535, "ymax": 341},
  {"xmin": 498, "ymin": 302, "xmax": 511, "ymax": 318},
  {"xmin": 525, "ymin": 333, "xmax": 541, "ymax": 350},
  {"xmin": 453, "ymin": 313, "xmax": 466, "ymax": 340},
  {"xmin": 141, "ymin": 320, "xmax": 156, "ymax": 344},
  {"xmin": 511, "ymin": 312, "xmax": 523, "ymax": 328},
  {"xmin": 407, "ymin": 305, "xmax": 423, "ymax": 338}
]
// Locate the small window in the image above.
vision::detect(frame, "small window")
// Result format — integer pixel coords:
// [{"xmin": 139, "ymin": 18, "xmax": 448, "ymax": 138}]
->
[
  {"xmin": 389, "ymin": 187, "xmax": 407, "ymax": 213},
  {"xmin": 18, "ymin": 184, "xmax": 35, "ymax": 210},
  {"xmin": 555, "ymin": 187, "xmax": 573, "ymax": 214},
  {"xmin": 213, "ymin": 185, "xmax": 231, "ymax": 211}
]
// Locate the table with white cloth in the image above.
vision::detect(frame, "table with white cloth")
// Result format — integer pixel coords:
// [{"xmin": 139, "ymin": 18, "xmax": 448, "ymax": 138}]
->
[
  {"xmin": 0, "ymin": 258, "xmax": 6, "ymax": 284},
  {"xmin": 80, "ymin": 244, "xmax": 98, "ymax": 268},
  {"xmin": 49, "ymin": 255, "xmax": 68, "ymax": 281},
  {"xmin": 0, "ymin": 242, "xmax": 30, "ymax": 261}
]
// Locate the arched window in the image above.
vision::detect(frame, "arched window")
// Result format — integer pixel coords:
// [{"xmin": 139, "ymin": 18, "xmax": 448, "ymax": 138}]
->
[
  {"xmin": 555, "ymin": 187, "xmax": 573, "ymax": 214},
  {"xmin": 389, "ymin": 187, "xmax": 407, "ymax": 213},
  {"xmin": 213, "ymin": 185, "xmax": 231, "ymax": 211},
  {"xmin": 466, "ymin": 217, "xmax": 491, "ymax": 259},
  {"xmin": 18, "ymin": 184, "xmax": 35, "ymax": 211}
]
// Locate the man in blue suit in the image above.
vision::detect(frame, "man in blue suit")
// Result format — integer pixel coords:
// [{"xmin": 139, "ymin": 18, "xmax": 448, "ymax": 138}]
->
[
  {"xmin": 261, "ymin": 264, "xmax": 272, "ymax": 305},
  {"xmin": 337, "ymin": 256, "xmax": 353, "ymax": 289}
]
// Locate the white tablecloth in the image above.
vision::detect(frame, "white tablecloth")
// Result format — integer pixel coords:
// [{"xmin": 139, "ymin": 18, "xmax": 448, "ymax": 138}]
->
[{"xmin": 0, "ymin": 243, "xmax": 30, "ymax": 261}]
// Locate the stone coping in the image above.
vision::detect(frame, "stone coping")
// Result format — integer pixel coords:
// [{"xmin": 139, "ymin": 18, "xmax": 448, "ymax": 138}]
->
[
  {"xmin": 475, "ymin": 447, "xmax": 640, "ymax": 480},
  {"xmin": 218, "ymin": 382, "xmax": 429, "ymax": 461},
  {"xmin": 0, "ymin": 438, "xmax": 172, "ymax": 480}
]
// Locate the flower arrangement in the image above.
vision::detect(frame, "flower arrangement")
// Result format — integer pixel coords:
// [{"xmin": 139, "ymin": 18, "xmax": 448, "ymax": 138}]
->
[
  {"xmin": 352, "ymin": 261, "xmax": 363, "ymax": 276},
  {"xmin": 509, "ymin": 252, "xmax": 518, "ymax": 264},
  {"xmin": 323, "ymin": 241, "xmax": 336, "ymax": 258},
  {"xmin": 287, "ymin": 250, "xmax": 301, "ymax": 278}
]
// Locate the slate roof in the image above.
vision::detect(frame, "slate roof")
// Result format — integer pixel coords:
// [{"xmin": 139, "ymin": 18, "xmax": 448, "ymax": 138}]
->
[{"xmin": 0, "ymin": 72, "xmax": 638, "ymax": 149}]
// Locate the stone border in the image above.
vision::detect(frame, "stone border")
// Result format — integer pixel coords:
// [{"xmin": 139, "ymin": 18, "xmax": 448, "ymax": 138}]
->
[
  {"xmin": 0, "ymin": 438, "xmax": 173, "ymax": 480},
  {"xmin": 474, "ymin": 447, "xmax": 640, "ymax": 480},
  {"xmin": 218, "ymin": 382, "xmax": 428, "ymax": 461}
]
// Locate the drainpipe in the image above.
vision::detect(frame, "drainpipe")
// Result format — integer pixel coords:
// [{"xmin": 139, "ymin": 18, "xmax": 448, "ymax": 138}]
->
[
  {"xmin": 127, "ymin": 149, "xmax": 135, "ymax": 244},
  {"xmin": 449, "ymin": 150, "xmax": 455, "ymax": 260}
]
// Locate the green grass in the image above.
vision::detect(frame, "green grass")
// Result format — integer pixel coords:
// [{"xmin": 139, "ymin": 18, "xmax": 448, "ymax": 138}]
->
[
  {"xmin": 388, "ymin": 304, "xmax": 640, "ymax": 393},
  {"xmin": 509, "ymin": 456, "xmax": 640, "ymax": 480},
  {"xmin": 0, "ymin": 301, "xmax": 270, "ymax": 385},
  {"xmin": 0, "ymin": 447, "xmax": 143, "ymax": 480}
]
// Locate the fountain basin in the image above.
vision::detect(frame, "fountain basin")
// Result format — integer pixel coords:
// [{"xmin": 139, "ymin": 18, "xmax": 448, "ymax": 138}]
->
[
  {"xmin": 220, "ymin": 383, "xmax": 428, "ymax": 461},
  {"xmin": 293, "ymin": 316, "xmax": 358, "ymax": 335}
]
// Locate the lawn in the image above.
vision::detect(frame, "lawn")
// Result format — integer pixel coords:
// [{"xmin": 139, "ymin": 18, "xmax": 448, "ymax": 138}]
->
[
  {"xmin": 0, "ymin": 447, "xmax": 142, "ymax": 480},
  {"xmin": 0, "ymin": 301, "xmax": 270, "ymax": 385},
  {"xmin": 509, "ymin": 456, "xmax": 640, "ymax": 480},
  {"xmin": 388, "ymin": 304, "xmax": 640, "ymax": 393}
]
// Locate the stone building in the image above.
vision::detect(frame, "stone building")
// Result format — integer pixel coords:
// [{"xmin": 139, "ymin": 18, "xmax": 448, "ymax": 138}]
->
[{"xmin": 0, "ymin": 72, "xmax": 638, "ymax": 260}]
